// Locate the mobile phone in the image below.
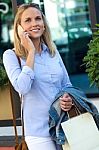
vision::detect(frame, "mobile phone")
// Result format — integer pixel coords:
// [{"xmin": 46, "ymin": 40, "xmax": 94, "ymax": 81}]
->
[{"xmin": 18, "ymin": 25, "xmax": 24, "ymax": 38}]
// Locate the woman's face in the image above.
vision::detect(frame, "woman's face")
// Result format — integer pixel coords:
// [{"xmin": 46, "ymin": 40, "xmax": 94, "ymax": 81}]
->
[{"xmin": 20, "ymin": 7, "xmax": 45, "ymax": 40}]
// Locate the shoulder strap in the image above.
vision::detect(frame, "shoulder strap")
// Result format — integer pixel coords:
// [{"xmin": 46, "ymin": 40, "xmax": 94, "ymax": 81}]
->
[
  {"xmin": 16, "ymin": 55, "xmax": 21, "ymax": 68},
  {"xmin": 16, "ymin": 55, "xmax": 25, "ymax": 139},
  {"xmin": 10, "ymin": 53, "xmax": 25, "ymax": 146},
  {"xmin": 10, "ymin": 83, "xmax": 19, "ymax": 145}
]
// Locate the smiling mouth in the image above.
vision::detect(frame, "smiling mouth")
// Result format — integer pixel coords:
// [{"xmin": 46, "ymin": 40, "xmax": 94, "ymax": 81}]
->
[{"xmin": 30, "ymin": 29, "xmax": 40, "ymax": 32}]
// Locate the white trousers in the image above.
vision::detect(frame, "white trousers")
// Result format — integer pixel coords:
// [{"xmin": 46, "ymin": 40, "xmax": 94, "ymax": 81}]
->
[{"xmin": 25, "ymin": 136, "xmax": 56, "ymax": 150}]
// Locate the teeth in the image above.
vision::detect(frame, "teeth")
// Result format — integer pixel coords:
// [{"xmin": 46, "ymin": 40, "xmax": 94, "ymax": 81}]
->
[
  {"xmin": 33, "ymin": 29, "xmax": 38, "ymax": 31},
  {"xmin": 30, "ymin": 29, "xmax": 39, "ymax": 31}
]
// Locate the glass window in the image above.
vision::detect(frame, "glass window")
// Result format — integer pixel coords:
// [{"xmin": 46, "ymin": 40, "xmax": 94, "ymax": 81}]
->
[
  {"xmin": 43, "ymin": 0, "xmax": 98, "ymax": 95},
  {"xmin": 0, "ymin": 1, "xmax": 14, "ymax": 56},
  {"xmin": 2, "ymin": 0, "xmax": 98, "ymax": 96},
  {"xmin": 44, "ymin": 0, "xmax": 92, "ymax": 74}
]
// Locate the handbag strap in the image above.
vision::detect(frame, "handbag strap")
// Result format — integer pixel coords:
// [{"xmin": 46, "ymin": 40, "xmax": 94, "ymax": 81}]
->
[
  {"xmin": 10, "ymin": 53, "xmax": 25, "ymax": 145},
  {"xmin": 10, "ymin": 84, "xmax": 19, "ymax": 145},
  {"xmin": 16, "ymin": 55, "xmax": 25, "ymax": 139},
  {"xmin": 67, "ymin": 101, "xmax": 81, "ymax": 119}
]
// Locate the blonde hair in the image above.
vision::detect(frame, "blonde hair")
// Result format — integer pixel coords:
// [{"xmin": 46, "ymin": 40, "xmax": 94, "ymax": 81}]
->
[{"xmin": 14, "ymin": 3, "xmax": 56, "ymax": 58}]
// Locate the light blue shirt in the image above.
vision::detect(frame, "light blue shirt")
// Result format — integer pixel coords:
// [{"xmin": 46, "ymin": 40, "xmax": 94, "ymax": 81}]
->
[{"xmin": 3, "ymin": 43, "xmax": 72, "ymax": 137}]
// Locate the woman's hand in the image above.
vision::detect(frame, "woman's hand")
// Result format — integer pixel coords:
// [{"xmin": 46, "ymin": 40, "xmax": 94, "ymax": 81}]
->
[
  {"xmin": 18, "ymin": 25, "xmax": 35, "ymax": 69},
  {"xmin": 59, "ymin": 93, "xmax": 73, "ymax": 111},
  {"xmin": 18, "ymin": 25, "xmax": 35, "ymax": 53}
]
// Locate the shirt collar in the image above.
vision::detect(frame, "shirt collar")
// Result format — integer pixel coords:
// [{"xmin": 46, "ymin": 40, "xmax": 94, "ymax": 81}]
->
[{"xmin": 41, "ymin": 43, "xmax": 49, "ymax": 53}]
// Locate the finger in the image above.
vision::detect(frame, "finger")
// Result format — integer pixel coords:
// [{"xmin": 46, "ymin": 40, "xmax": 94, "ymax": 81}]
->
[
  {"xmin": 60, "ymin": 104, "xmax": 71, "ymax": 109},
  {"xmin": 60, "ymin": 100, "xmax": 72, "ymax": 108},
  {"xmin": 62, "ymin": 93, "xmax": 70, "ymax": 98},
  {"xmin": 60, "ymin": 100, "xmax": 64, "ymax": 104},
  {"xmin": 24, "ymin": 32, "xmax": 30, "ymax": 36},
  {"xmin": 20, "ymin": 32, "xmax": 30, "ymax": 44},
  {"xmin": 61, "ymin": 105, "xmax": 72, "ymax": 112},
  {"xmin": 60, "ymin": 102, "xmax": 72, "ymax": 108},
  {"xmin": 61, "ymin": 107, "xmax": 71, "ymax": 112},
  {"xmin": 60, "ymin": 97, "xmax": 72, "ymax": 103}
]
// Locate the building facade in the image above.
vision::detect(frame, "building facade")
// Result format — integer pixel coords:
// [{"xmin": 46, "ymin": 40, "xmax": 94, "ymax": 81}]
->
[{"xmin": 0, "ymin": 0, "xmax": 99, "ymax": 123}]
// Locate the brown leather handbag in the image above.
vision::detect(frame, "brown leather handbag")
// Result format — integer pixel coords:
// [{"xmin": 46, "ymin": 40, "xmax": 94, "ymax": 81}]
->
[{"xmin": 15, "ymin": 139, "xmax": 28, "ymax": 150}]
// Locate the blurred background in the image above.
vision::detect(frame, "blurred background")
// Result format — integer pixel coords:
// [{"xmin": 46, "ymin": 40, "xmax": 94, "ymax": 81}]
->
[
  {"xmin": 0, "ymin": 0, "xmax": 99, "ymax": 147},
  {"xmin": 0, "ymin": 0, "xmax": 98, "ymax": 96}
]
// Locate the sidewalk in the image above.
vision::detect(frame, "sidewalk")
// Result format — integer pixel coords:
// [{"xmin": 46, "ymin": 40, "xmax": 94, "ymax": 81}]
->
[
  {"xmin": 0, "ymin": 126, "xmax": 21, "ymax": 148},
  {"xmin": 0, "ymin": 148, "xmax": 14, "ymax": 150}
]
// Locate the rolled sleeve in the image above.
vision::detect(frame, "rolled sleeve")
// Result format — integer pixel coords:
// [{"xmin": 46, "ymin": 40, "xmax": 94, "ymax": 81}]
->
[
  {"xmin": 22, "ymin": 66, "xmax": 34, "ymax": 80},
  {"xmin": 13, "ymin": 66, "xmax": 35, "ymax": 95},
  {"xmin": 3, "ymin": 49, "xmax": 35, "ymax": 95}
]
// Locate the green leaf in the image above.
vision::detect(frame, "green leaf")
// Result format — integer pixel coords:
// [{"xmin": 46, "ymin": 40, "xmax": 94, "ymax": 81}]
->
[{"xmin": 83, "ymin": 24, "xmax": 99, "ymax": 88}]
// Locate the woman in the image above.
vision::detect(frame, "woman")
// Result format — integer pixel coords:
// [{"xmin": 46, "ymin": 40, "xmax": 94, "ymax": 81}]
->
[{"xmin": 3, "ymin": 3, "xmax": 73, "ymax": 150}]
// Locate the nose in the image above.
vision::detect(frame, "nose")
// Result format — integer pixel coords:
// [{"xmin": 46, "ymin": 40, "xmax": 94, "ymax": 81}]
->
[{"xmin": 31, "ymin": 19, "xmax": 38, "ymax": 27}]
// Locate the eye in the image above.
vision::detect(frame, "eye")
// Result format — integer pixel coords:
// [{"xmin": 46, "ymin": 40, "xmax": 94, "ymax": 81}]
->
[
  {"xmin": 25, "ymin": 18, "xmax": 31, "ymax": 22},
  {"xmin": 35, "ymin": 16, "xmax": 42, "ymax": 20}
]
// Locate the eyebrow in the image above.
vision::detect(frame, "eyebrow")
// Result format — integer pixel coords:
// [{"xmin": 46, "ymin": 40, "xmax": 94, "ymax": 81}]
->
[
  {"xmin": 24, "ymin": 17, "xmax": 31, "ymax": 19},
  {"xmin": 24, "ymin": 15, "xmax": 42, "ymax": 19}
]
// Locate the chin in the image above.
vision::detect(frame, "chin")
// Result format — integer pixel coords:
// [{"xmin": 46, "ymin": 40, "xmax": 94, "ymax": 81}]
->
[
  {"xmin": 30, "ymin": 35, "xmax": 41, "ymax": 40},
  {"xmin": 30, "ymin": 32, "xmax": 42, "ymax": 38}
]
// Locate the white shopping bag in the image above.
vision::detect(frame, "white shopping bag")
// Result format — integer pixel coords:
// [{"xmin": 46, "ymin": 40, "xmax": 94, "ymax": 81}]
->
[{"xmin": 61, "ymin": 112, "xmax": 99, "ymax": 150}]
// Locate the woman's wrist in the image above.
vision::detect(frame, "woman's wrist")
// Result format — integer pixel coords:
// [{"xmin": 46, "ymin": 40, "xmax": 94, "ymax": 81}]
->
[
  {"xmin": 26, "ymin": 50, "xmax": 35, "ymax": 69},
  {"xmin": 28, "ymin": 48, "xmax": 35, "ymax": 55}
]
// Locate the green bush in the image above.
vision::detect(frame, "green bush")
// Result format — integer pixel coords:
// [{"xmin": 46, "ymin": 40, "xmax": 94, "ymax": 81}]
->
[
  {"xmin": 0, "ymin": 57, "xmax": 8, "ymax": 87},
  {"xmin": 83, "ymin": 24, "xmax": 99, "ymax": 88}
]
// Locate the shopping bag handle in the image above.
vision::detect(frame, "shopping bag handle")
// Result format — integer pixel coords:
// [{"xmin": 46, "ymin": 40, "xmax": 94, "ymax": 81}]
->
[{"xmin": 67, "ymin": 102, "xmax": 81, "ymax": 119}]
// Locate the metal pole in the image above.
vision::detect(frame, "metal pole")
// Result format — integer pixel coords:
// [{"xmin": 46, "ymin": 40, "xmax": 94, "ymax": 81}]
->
[
  {"xmin": 10, "ymin": 0, "xmax": 25, "ymax": 122},
  {"xmin": 39, "ymin": 0, "xmax": 45, "ymax": 14},
  {"xmin": 94, "ymin": 0, "xmax": 99, "ymax": 24},
  {"xmin": 11, "ymin": 0, "xmax": 17, "ymax": 16},
  {"xmin": 0, "ymin": 3, "xmax": 1, "ymax": 41},
  {"xmin": 88, "ymin": 0, "xmax": 97, "ymax": 31},
  {"xmin": 11, "ymin": 0, "xmax": 24, "ymax": 16}
]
